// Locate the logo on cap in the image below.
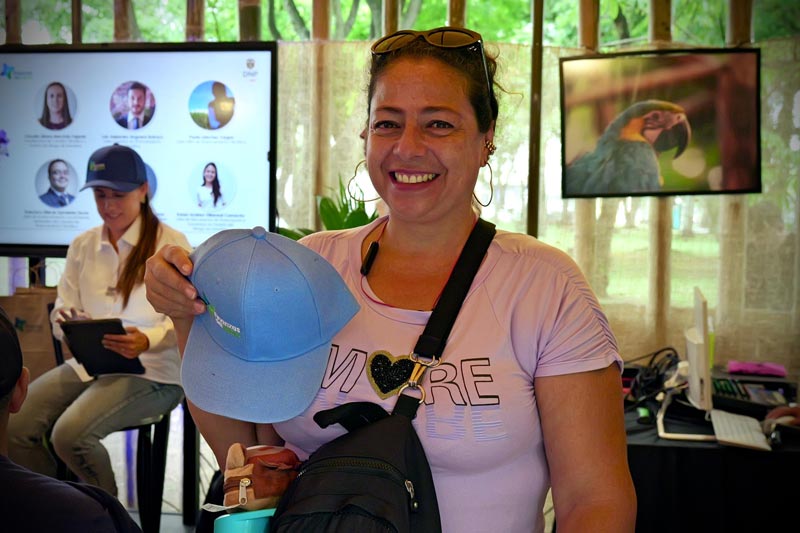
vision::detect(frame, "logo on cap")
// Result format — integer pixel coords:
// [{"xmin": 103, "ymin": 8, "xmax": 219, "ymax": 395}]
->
[
  {"xmin": 202, "ymin": 294, "xmax": 241, "ymax": 338},
  {"xmin": 89, "ymin": 161, "xmax": 106, "ymax": 171}
]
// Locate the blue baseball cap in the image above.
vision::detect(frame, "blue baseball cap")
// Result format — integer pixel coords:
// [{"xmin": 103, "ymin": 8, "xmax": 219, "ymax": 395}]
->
[
  {"xmin": 81, "ymin": 143, "xmax": 147, "ymax": 192},
  {"xmin": 182, "ymin": 227, "xmax": 359, "ymax": 423}
]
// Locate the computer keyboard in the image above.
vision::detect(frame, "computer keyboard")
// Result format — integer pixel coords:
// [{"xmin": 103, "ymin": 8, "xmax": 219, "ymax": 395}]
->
[{"xmin": 710, "ymin": 409, "xmax": 771, "ymax": 451}]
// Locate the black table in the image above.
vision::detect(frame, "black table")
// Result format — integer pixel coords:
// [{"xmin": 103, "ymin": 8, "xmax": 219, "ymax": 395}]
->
[{"xmin": 625, "ymin": 403, "xmax": 799, "ymax": 533}]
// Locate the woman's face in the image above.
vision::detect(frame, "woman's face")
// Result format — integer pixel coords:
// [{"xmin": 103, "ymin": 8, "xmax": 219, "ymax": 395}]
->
[
  {"xmin": 203, "ymin": 164, "xmax": 217, "ymax": 184},
  {"xmin": 48, "ymin": 161, "xmax": 70, "ymax": 192},
  {"xmin": 93, "ymin": 185, "xmax": 146, "ymax": 241},
  {"xmin": 365, "ymin": 57, "xmax": 490, "ymax": 225},
  {"xmin": 46, "ymin": 85, "xmax": 65, "ymax": 115}
]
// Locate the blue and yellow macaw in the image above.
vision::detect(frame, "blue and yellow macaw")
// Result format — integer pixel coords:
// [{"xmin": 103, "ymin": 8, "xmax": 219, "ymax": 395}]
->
[{"xmin": 565, "ymin": 100, "xmax": 691, "ymax": 196}]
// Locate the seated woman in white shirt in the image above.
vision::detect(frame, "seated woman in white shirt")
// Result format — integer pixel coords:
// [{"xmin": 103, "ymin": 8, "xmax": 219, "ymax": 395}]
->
[{"xmin": 7, "ymin": 144, "xmax": 190, "ymax": 497}]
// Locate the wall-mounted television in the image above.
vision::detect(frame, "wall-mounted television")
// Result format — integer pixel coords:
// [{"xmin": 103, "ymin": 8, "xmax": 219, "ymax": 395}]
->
[
  {"xmin": 560, "ymin": 47, "xmax": 760, "ymax": 199},
  {"xmin": 0, "ymin": 41, "xmax": 277, "ymax": 257}
]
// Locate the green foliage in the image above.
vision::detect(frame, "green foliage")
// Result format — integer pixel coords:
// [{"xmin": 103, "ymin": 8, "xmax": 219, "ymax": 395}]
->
[
  {"xmin": 753, "ymin": 0, "xmax": 800, "ymax": 41},
  {"xmin": 278, "ymin": 178, "xmax": 378, "ymax": 240},
  {"xmin": 318, "ymin": 178, "xmax": 378, "ymax": 231},
  {"xmin": 11, "ymin": 1, "xmax": 798, "ymax": 49}
]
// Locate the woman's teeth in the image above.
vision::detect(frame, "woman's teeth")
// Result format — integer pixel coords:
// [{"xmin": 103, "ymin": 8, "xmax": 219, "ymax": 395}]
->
[{"xmin": 393, "ymin": 172, "xmax": 435, "ymax": 184}]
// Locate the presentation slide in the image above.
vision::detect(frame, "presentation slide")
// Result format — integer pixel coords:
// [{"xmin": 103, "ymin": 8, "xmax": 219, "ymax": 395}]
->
[{"xmin": 0, "ymin": 44, "xmax": 276, "ymax": 252}]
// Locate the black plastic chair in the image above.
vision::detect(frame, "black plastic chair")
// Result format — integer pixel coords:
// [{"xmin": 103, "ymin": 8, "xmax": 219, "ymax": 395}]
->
[{"xmin": 47, "ymin": 302, "xmax": 171, "ymax": 533}]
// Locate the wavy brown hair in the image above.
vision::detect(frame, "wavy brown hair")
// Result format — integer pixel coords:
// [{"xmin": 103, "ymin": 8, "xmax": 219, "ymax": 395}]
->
[{"xmin": 116, "ymin": 194, "xmax": 160, "ymax": 308}]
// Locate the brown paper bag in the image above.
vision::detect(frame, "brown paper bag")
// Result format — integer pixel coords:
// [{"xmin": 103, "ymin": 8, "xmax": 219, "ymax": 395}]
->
[{"xmin": 0, "ymin": 286, "xmax": 59, "ymax": 382}]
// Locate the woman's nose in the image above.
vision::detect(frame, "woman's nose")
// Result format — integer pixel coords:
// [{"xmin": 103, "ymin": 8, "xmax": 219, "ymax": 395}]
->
[{"xmin": 394, "ymin": 125, "xmax": 426, "ymax": 158}]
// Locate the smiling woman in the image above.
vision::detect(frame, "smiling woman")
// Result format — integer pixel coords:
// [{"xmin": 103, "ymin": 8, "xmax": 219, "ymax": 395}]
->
[{"xmin": 143, "ymin": 25, "xmax": 636, "ymax": 533}]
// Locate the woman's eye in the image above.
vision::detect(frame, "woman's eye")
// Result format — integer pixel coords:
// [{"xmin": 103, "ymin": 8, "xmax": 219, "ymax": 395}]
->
[
  {"xmin": 429, "ymin": 120, "xmax": 453, "ymax": 129},
  {"xmin": 373, "ymin": 120, "xmax": 398, "ymax": 130}
]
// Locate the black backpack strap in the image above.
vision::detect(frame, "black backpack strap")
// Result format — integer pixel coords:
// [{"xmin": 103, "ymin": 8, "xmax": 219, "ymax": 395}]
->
[
  {"xmin": 394, "ymin": 219, "xmax": 496, "ymax": 418},
  {"xmin": 314, "ymin": 402, "xmax": 390, "ymax": 431},
  {"xmin": 413, "ymin": 218, "xmax": 496, "ymax": 360}
]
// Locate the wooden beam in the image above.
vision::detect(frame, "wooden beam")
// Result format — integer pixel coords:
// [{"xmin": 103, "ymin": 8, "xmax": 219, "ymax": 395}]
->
[
  {"xmin": 578, "ymin": 0, "xmax": 599, "ymax": 52},
  {"xmin": 72, "ymin": 0, "xmax": 82, "ymax": 44},
  {"xmin": 647, "ymin": 0, "xmax": 673, "ymax": 345},
  {"xmin": 311, "ymin": 0, "xmax": 331, "ymax": 229},
  {"xmin": 383, "ymin": 0, "xmax": 398, "ymax": 35},
  {"xmin": 649, "ymin": 0, "xmax": 671, "ymax": 42},
  {"xmin": 238, "ymin": 0, "xmax": 260, "ymax": 41},
  {"xmin": 574, "ymin": 0, "xmax": 599, "ymax": 283},
  {"xmin": 527, "ymin": 0, "xmax": 544, "ymax": 237},
  {"xmin": 448, "ymin": 0, "xmax": 466, "ymax": 28},
  {"xmin": 186, "ymin": 0, "xmax": 205, "ymax": 41},
  {"xmin": 312, "ymin": 0, "xmax": 329, "ymax": 40},
  {"xmin": 114, "ymin": 0, "xmax": 132, "ymax": 42},
  {"xmin": 727, "ymin": 0, "xmax": 753, "ymax": 46},
  {"xmin": 717, "ymin": 0, "xmax": 753, "ymax": 329},
  {"xmin": 5, "ymin": 0, "xmax": 21, "ymax": 44}
]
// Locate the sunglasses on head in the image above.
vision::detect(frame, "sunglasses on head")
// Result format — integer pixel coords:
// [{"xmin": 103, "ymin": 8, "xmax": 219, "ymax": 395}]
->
[{"xmin": 371, "ymin": 26, "xmax": 492, "ymax": 100}]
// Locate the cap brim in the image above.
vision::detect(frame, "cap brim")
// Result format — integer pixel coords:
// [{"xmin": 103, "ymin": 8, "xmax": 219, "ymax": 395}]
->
[
  {"xmin": 182, "ymin": 320, "xmax": 329, "ymax": 423},
  {"xmin": 80, "ymin": 180, "xmax": 142, "ymax": 192}
]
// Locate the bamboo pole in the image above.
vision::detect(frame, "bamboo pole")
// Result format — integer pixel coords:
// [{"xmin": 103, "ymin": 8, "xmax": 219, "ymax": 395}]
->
[
  {"xmin": 647, "ymin": 0, "xmax": 672, "ymax": 345},
  {"xmin": 239, "ymin": 0, "xmax": 261, "ymax": 41},
  {"xmin": 448, "ymin": 0, "xmax": 466, "ymax": 28},
  {"xmin": 311, "ymin": 0, "xmax": 330, "ymax": 230},
  {"xmin": 527, "ymin": 0, "xmax": 544, "ymax": 237},
  {"xmin": 186, "ymin": 0, "xmax": 205, "ymax": 41},
  {"xmin": 72, "ymin": 0, "xmax": 82, "ymax": 44},
  {"xmin": 383, "ymin": 0, "xmax": 398, "ymax": 35},
  {"xmin": 717, "ymin": 0, "xmax": 753, "ymax": 332},
  {"xmin": 114, "ymin": 0, "xmax": 132, "ymax": 41},
  {"xmin": 5, "ymin": 0, "xmax": 21, "ymax": 43},
  {"xmin": 574, "ymin": 0, "xmax": 599, "ymax": 284}
]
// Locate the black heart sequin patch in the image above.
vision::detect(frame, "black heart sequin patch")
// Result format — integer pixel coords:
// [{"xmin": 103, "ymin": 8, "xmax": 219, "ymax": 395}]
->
[{"xmin": 367, "ymin": 351, "xmax": 415, "ymax": 399}]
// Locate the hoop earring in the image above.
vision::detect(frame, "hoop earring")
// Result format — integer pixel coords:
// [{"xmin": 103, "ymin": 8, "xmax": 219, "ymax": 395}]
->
[
  {"xmin": 473, "ymin": 162, "xmax": 494, "ymax": 208},
  {"xmin": 347, "ymin": 160, "xmax": 381, "ymax": 203}
]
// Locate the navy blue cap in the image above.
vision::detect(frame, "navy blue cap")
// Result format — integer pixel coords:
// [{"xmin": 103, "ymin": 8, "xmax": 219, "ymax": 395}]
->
[{"xmin": 81, "ymin": 144, "xmax": 147, "ymax": 193}]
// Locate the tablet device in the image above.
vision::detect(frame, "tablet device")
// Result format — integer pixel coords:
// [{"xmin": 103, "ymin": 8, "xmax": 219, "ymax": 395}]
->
[{"xmin": 60, "ymin": 318, "xmax": 145, "ymax": 376}]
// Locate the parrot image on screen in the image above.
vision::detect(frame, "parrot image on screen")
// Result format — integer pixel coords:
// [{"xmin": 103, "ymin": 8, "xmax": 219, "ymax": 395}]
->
[{"xmin": 565, "ymin": 99, "xmax": 692, "ymax": 196}]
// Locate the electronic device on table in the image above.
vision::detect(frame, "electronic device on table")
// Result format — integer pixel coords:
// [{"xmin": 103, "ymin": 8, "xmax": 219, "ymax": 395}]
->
[
  {"xmin": 711, "ymin": 376, "xmax": 789, "ymax": 419},
  {"xmin": 656, "ymin": 287, "xmax": 774, "ymax": 451}
]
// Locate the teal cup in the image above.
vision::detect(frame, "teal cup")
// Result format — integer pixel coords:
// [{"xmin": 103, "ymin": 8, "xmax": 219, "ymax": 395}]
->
[{"xmin": 214, "ymin": 508, "xmax": 275, "ymax": 532}]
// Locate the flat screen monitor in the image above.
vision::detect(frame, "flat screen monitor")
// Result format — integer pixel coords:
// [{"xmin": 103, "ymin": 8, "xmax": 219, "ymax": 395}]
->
[
  {"xmin": 559, "ymin": 48, "xmax": 761, "ymax": 199},
  {"xmin": 0, "ymin": 42, "xmax": 277, "ymax": 256}
]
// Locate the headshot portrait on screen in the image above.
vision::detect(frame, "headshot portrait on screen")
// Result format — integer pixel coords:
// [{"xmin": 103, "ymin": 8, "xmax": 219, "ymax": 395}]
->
[
  {"xmin": 37, "ymin": 158, "xmax": 77, "ymax": 208},
  {"xmin": 189, "ymin": 80, "xmax": 235, "ymax": 130},
  {"xmin": 195, "ymin": 162, "xmax": 229, "ymax": 209},
  {"xmin": 38, "ymin": 81, "xmax": 74, "ymax": 131},
  {"xmin": 110, "ymin": 81, "xmax": 155, "ymax": 130}
]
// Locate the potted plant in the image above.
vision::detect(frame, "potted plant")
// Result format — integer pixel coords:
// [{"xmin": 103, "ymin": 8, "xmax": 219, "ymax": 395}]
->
[{"xmin": 278, "ymin": 178, "xmax": 378, "ymax": 240}]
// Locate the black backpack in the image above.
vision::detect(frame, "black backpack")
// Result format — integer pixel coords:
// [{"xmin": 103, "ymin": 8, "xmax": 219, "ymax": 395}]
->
[
  {"xmin": 269, "ymin": 395, "xmax": 440, "ymax": 532},
  {"xmin": 269, "ymin": 219, "xmax": 496, "ymax": 533}
]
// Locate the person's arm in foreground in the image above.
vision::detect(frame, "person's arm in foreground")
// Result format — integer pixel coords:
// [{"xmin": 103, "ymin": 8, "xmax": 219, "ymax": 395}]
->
[
  {"xmin": 765, "ymin": 404, "xmax": 800, "ymax": 425},
  {"xmin": 536, "ymin": 364, "xmax": 637, "ymax": 532},
  {"xmin": 144, "ymin": 245, "xmax": 283, "ymax": 468}
]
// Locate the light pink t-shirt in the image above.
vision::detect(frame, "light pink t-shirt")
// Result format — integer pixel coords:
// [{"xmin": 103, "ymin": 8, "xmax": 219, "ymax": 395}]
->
[{"xmin": 273, "ymin": 217, "xmax": 621, "ymax": 533}]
